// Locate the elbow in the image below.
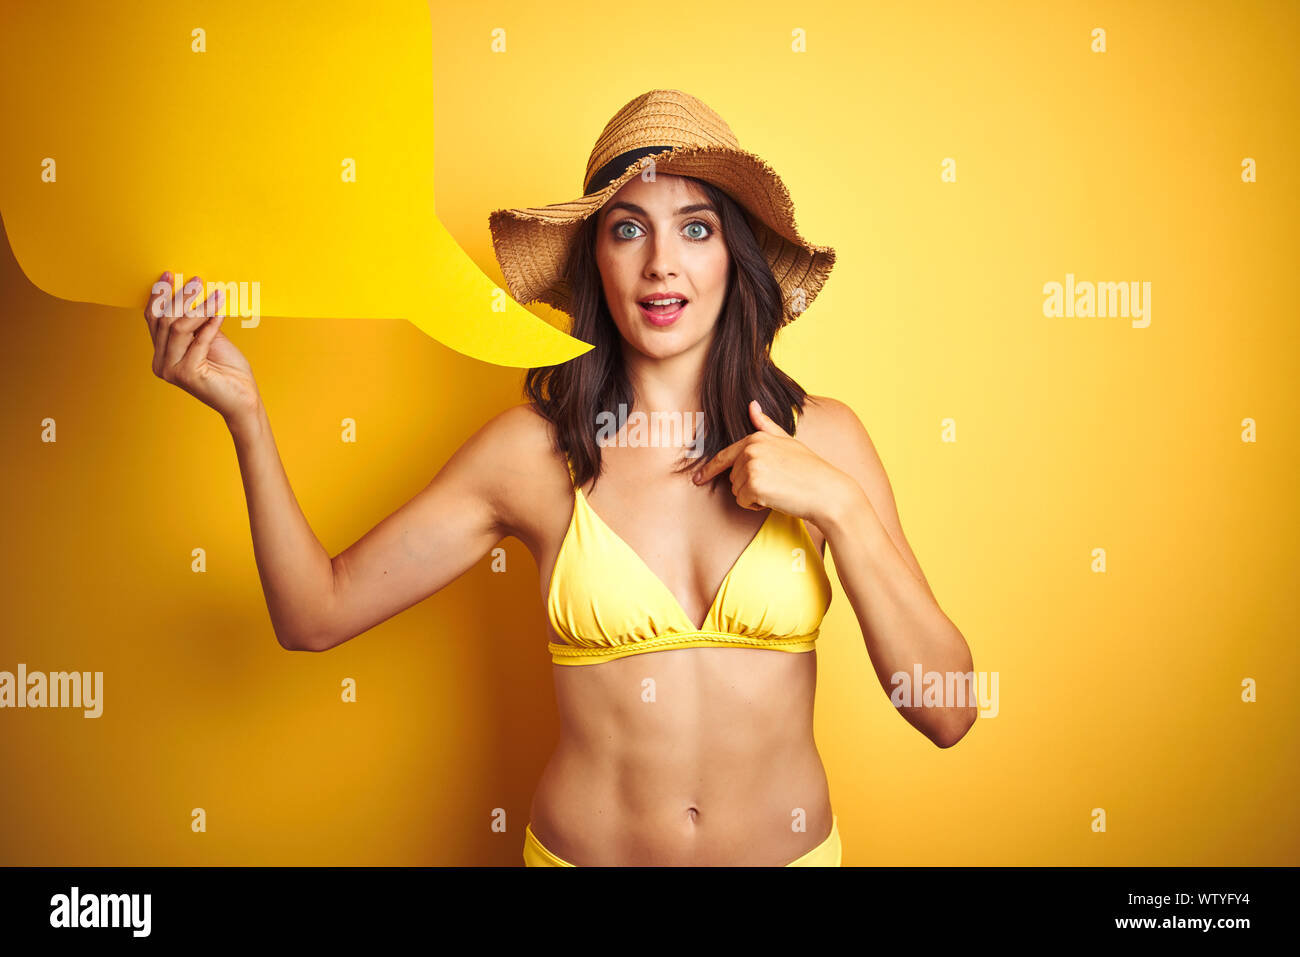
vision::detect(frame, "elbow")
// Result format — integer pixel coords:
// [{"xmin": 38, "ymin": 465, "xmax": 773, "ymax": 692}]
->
[
  {"xmin": 283, "ymin": 558, "xmax": 341, "ymax": 652},
  {"xmin": 276, "ymin": 628, "xmax": 329, "ymax": 653},
  {"xmin": 931, "ymin": 707, "xmax": 977, "ymax": 749}
]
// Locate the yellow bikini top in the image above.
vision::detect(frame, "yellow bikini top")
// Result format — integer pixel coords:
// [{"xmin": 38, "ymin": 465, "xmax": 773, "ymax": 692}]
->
[{"xmin": 546, "ymin": 425, "xmax": 833, "ymax": 666}]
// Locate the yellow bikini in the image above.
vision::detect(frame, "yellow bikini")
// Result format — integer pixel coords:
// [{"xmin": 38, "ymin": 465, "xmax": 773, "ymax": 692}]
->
[
  {"xmin": 545, "ymin": 458, "xmax": 834, "ymax": 667},
  {"xmin": 529, "ymin": 415, "xmax": 839, "ymax": 865},
  {"xmin": 524, "ymin": 815, "xmax": 842, "ymax": 867}
]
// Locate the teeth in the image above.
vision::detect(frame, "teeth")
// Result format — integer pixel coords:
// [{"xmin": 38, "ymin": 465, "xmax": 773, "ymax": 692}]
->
[{"xmin": 644, "ymin": 298, "xmax": 683, "ymax": 306}]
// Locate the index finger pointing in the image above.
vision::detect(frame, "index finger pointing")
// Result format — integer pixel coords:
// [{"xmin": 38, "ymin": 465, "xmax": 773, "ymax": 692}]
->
[{"xmin": 692, "ymin": 436, "xmax": 748, "ymax": 484}]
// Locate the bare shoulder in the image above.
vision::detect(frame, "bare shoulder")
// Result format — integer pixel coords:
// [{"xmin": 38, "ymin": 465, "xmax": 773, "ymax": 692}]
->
[
  {"xmin": 793, "ymin": 393, "xmax": 889, "ymax": 499},
  {"xmin": 455, "ymin": 402, "xmax": 566, "ymax": 543},
  {"xmin": 794, "ymin": 394, "xmax": 934, "ymax": 595},
  {"xmin": 473, "ymin": 401, "xmax": 556, "ymax": 459},
  {"xmin": 794, "ymin": 395, "xmax": 874, "ymax": 461}
]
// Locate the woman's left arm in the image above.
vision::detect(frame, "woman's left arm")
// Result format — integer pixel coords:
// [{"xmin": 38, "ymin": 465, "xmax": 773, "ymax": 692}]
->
[{"xmin": 695, "ymin": 398, "xmax": 977, "ymax": 749}]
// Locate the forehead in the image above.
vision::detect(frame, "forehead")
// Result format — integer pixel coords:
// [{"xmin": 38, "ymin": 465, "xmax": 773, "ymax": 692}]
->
[{"xmin": 598, "ymin": 173, "xmax": 709, "ymax": 218}]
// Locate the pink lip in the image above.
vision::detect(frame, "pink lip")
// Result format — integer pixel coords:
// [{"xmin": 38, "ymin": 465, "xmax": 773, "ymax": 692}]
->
[{"xmin": 637, "ymin": 294, "xmax": 688, "ymax": 326}]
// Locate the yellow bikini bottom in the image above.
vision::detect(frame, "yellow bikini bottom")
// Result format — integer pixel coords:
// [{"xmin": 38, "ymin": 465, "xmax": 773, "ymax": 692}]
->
[{"xmin": 523, "ymin": 814, "xmax": 841, "ymax": 866}]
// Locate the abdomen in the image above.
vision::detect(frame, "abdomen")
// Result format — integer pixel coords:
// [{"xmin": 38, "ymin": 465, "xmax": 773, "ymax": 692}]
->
[{"xmin": 530, "ymin": 646, "xmax": 833, "ymax": 865}]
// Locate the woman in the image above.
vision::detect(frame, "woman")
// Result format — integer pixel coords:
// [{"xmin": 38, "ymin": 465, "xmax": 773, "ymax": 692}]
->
[{"xmin": 142, "ymin": 89, "xmax": 976, "ymax": 866}]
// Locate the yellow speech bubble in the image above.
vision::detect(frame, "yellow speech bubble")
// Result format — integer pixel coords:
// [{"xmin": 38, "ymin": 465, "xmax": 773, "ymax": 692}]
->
[{"xmin": 0, "ymin": 0, "xmax": 586, "ymax": 368}]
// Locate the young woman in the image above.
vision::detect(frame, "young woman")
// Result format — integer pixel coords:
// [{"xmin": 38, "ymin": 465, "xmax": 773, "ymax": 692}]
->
[{"xmin": 141, "ymin": 89, "xmax": 976, "ymax": 866}]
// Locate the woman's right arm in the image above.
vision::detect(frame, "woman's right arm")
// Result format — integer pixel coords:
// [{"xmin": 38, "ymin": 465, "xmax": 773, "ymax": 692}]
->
[
  {"xmin": 145, "ymin": 270, "xmax": 523, "ymax": 653},
  {"xmin": 227, "ymin": 399, "xmax": 516, "ymax": 652}
]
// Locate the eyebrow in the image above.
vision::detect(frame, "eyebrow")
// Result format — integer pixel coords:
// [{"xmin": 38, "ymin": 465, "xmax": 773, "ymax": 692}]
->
[{"xmin": 602, "ymin": 201, "xmax": 718, "ymax": 219}]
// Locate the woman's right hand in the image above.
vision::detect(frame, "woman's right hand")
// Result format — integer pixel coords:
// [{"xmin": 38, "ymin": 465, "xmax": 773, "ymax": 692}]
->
[{"xmin": 144, "ymin": 270, "xmax": 261, "ymax": 423}]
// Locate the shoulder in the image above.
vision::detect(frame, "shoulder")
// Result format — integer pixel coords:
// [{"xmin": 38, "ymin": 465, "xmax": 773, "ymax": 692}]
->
[
  {"xmin": 459, "ymin": 401, "xmax": 563, "ymax": 488},
  {"xmin": 795, "ymin": 395, "xmax": 874, "ymax": 458},
  {"xmin": 476, "ymin": 401, "xmax": 556, "ymax": 452},
  {"xmin": 795, "ymin": 394, "xmax": 933, "ymax": 595},
  {"xmin": 794, "ymin": 394, "xmax": 892, "ymax": 509},
  {"xmin": 457, "ymin": 402, "xmax": 567, "ymax": 540}
]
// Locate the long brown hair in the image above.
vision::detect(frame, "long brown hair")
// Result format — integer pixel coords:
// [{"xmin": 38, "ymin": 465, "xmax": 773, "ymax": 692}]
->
[{"xmin": 524, "ymin": 176, "xmax": 809, "ymax": 492}]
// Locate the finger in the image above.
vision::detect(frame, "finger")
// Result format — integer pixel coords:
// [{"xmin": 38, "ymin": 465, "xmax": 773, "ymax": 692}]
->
[
  {"xmin": 749, "ymin": 399, "xmax": 789, "ymax": 436},
  {"xmin": 161, "ymin": 274, "xmax": 204, "ymax": 323},
  {"xmin": 692, "ymin": 436, "xmax": 749, "ymax": 484},
  {"xmin": 144, "ymin": 270, "xmax": 174, "ymax": 336},
  {"xmin": 152, "ymin": 273, "xmax": 197, "ymax": 374},
  {"xmin": 151, "ymin": 273, "xmax": 193, "ymax": 376},
  {"xmin": 730, "ymin": 470, "xmax": 767, "ymax": 510},
  {"xmin": 153, "ymin": 308, "xmax": 175, "ymax": 377},
  {"xmin": 163, "ymin": 313, "xmax": 205, "ymax": 374},
  {"xmin": 181, "ymin": 312, "xmax": 224, "ymax": 374},
  {"xmin": 158, "ymin": 277, "xmax": 209, "ymax": 377},
  {"xmin": 180, "ymin": 275, "xmax": 207, "ymax": 319},
  {"xmin": 159, "ymin": 273, "xmax": 195, "ymax": 320},
  {"xmin": 201, "ymin": 285, "xmax": 223, "ymax": 321}
]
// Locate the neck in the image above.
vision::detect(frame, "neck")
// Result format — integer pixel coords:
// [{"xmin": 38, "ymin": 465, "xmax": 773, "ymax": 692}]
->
[{"xmin": 621, "ymin": 337, "xmax": 710, "ymax": 420}]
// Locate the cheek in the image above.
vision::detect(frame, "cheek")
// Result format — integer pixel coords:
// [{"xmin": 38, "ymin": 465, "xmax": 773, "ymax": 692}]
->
[
  {"xmin": 594, "ymin": 252, "xmax": 618, "ymax": 299},
  {"xmin": 705, "ymin": 250, "xmax": 730, "ymax": 295},
  {"xmin": 596, "ymin": 247, "xmax": 627, "ymax": 290}
]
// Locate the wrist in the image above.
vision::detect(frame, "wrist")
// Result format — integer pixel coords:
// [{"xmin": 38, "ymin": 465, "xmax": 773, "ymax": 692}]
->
[
  {"xmin": 224, "ymin": 400, "xmax": 267, "ymax": 442},
  {"xmin": 813, "ymin": 472, "xmax": 872, "ymax": 539}
]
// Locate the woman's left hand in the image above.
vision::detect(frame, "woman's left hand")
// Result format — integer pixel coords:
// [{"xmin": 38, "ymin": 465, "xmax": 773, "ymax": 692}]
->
[{"xmin": 692, "ymin": 400, "xmax": 857, "ymax": 526}]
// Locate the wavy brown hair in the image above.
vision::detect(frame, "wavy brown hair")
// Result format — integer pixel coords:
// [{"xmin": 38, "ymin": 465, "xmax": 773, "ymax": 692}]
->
[{"xmin": 524, "ymin": 176, "xmax": 809, "ymax": 493}]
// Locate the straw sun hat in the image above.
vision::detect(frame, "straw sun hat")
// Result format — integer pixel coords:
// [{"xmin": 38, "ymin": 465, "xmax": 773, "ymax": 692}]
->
[{"xmin": 487, "ymin": 89, "xmax": 836, "ymax": 329}]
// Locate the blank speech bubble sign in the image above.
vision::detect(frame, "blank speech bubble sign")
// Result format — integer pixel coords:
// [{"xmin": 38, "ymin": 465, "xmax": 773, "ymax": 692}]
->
[{"xmin": 0, "ymin": 0, "xmax": 588, "ymax": 368}]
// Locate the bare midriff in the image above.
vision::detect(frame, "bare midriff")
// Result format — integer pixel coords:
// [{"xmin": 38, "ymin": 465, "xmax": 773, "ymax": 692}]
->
[{"xmin": 528, "ymin": 643, "xmax": 834, "ymax": 866}]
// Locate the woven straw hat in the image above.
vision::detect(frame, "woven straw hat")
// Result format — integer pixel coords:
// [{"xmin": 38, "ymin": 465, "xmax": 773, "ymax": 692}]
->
[{"xmin": 487, "ymin": 89, "xmax": 835, "ymax": 329}]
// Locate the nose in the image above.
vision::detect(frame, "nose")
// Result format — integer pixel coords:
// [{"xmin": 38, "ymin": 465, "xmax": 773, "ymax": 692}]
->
[{"xmin": 643, "ymin": 231, "xmax": 679, "ymax": 282}]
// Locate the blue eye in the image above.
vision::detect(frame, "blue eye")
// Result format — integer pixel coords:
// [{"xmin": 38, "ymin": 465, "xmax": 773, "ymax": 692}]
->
[{"xmin": 611, "ymin": 220, "xmax": 715, "ymax": 242}]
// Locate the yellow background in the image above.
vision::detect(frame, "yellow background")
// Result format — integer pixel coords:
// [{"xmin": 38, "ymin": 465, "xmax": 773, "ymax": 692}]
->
[
  {"xmin": 1, "ymin": 0, "xmax": 1297, "ymax": 865},
  {"xmin": 0, "ymin": 0, "xmax": 585, "ymax": 367}
]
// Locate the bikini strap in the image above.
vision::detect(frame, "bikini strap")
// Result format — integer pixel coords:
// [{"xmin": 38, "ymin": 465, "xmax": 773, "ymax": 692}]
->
[{"xmin": 564, "ymin": 453, "xmax": 578, "ymax": 489}]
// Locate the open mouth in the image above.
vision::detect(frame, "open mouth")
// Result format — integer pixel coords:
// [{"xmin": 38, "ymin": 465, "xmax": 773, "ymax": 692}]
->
[{"xmin": 637, "ymin": 294, "xmax": 688, "ymax": 325}]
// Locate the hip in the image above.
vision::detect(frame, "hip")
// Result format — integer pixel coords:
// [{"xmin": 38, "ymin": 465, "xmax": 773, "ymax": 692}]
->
[{"xmin": 524, "ymin": 813, "xmax": 841, "ymax": 866}]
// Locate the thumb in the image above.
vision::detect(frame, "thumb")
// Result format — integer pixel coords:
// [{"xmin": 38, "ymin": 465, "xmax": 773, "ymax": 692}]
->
[
  {"xmin": 187, "ymin": 312, "xmax": 224, "ymax": 364},
  {"xmin": 749, "ymin": 399, "xmax": 789, "ymax": 436}
]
